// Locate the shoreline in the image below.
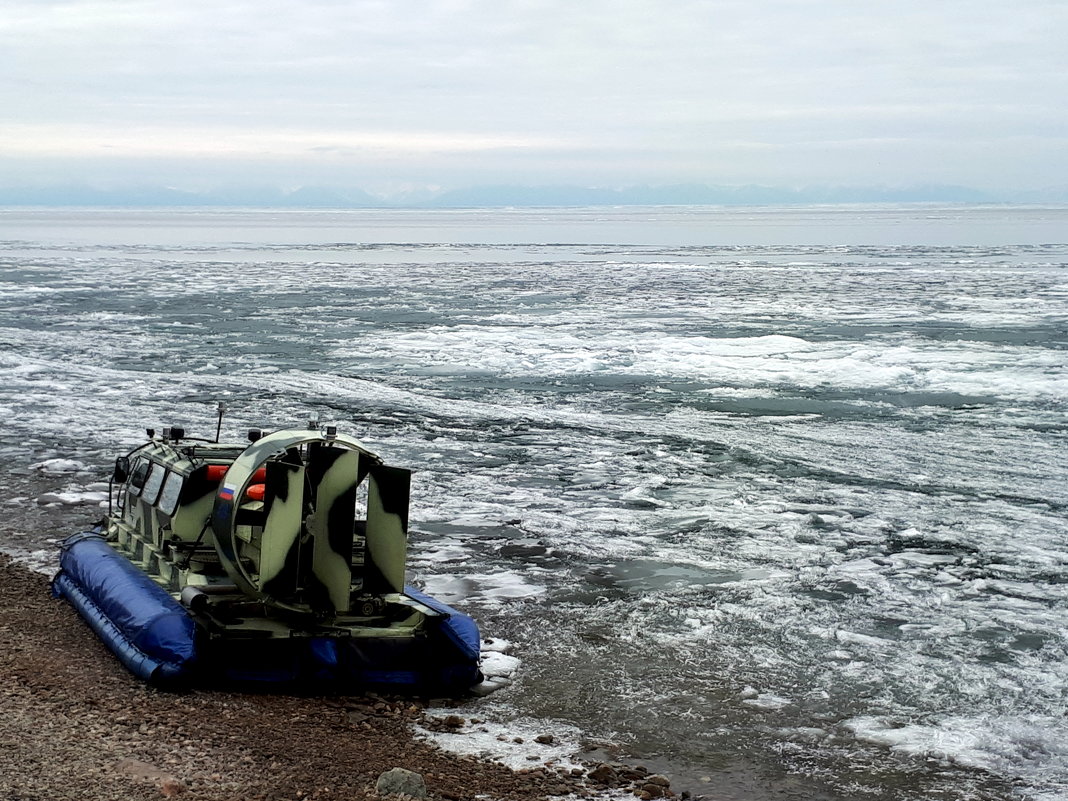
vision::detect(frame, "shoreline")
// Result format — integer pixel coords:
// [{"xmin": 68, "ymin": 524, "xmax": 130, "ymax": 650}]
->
[{"xmin": 0, "ymin": 553, "xmax": 680, "ymax": 801}]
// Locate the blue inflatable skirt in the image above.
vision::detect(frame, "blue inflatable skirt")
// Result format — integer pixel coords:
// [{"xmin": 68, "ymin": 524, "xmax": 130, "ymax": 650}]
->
[{"xmin": 52, "ymin": 532, "xmax": 481, "ymax": 691}]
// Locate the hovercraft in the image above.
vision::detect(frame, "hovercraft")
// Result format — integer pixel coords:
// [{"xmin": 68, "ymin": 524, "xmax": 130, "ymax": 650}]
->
[{"xmin": 52, "ymin": 419, "xmax": 481, "ymax": 692}]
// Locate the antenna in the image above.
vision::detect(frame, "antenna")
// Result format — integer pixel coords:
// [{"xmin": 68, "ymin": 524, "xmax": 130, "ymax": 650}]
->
[{"xmin": 215, "ymin": 402, "xmax": 226, "ymax": 443}]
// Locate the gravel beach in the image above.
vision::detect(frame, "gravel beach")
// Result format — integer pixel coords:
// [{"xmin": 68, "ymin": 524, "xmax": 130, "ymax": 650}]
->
[{"xmin": 0, "ymin": 554, "xmax": 618, "ymax": 801}]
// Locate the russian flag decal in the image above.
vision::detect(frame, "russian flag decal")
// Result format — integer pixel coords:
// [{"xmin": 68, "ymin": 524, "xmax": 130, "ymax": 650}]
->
[{"xmin": 219, "ymin": 487, "xmax": 235, "ymax": 501}]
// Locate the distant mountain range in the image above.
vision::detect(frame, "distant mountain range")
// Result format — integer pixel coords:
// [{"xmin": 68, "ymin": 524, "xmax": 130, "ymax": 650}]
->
[{"xmin": 1, "ymin": 182, "xmax": 1066, "ymax": 207}]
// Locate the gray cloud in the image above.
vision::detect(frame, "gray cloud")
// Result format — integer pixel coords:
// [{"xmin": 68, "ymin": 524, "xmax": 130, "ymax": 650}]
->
[{"xmin": 2, "ymin": 0, "xmax": 1066, "ymax": 193}]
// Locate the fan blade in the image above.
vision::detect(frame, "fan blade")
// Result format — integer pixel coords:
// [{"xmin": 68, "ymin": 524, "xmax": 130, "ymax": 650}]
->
[
  {"xmin": 258, "ymin": 459, "xmax": 305, "ymax": 601},
  {"xmin": 364, "ymin": 465, "xmax": 411, "ymax": 595},
  {"xmin": 304, "ymin": 445, "xmax": 362, "ymax": 613}
]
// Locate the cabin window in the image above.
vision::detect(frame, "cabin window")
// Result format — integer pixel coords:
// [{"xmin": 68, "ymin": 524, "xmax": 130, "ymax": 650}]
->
[
  {"xmin": 140, "ymin": 463, "xmax": 166, "ymax": 505},
  {"xmin": 127, "ymin": 458, "xmax": 150, "ymax": 497},
  {"xmin": 158, "ymin": 470, "xmax": 184, "ymax": 517}
]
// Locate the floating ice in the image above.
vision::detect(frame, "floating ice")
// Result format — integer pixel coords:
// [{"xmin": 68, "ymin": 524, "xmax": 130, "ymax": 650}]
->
[
  {"xmin": 464, "ymin": 571, "xmax": 548, "ymax": 604},
  {"xmin": 416, "ymin": 712, "xmax": 584, "ymax": 772},
  {"xmin": 36, "ymin": 489, "xmax": 109, "ymax": 506},
  {"xmin": 472, "ymin": 638, "xmax": 522, "ymax": 696},
  {"xmin": 30, "ymin": 458, "xmax": 87, "ymax": 475},
  {"xmin": 842, "ymin": 716, "xmax": 998, "ymax": 768},
  {"xmin": 741, "ymin": 693, "xmax": 792, "ymax": 711}
]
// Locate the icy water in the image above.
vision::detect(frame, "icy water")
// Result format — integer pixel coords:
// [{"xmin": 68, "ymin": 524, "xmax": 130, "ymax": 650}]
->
[{"xmin": 2, "ymin": 205, "xmax": 1067, "ymax": 800}]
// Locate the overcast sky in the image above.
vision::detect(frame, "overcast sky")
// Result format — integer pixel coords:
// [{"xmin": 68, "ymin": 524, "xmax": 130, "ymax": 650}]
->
[{"xmin": 2, "ymin": 0, "xmax": 1066, "ymax": 195}]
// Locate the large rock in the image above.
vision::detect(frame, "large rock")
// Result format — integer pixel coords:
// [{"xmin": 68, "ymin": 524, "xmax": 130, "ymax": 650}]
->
[
  {"xmin": 376, "ymin": 767, "xmax": 428, "ymax": 798},
  {"xmin": 588, "ymin": 764, "xmax": 618, "ymax": 785}
]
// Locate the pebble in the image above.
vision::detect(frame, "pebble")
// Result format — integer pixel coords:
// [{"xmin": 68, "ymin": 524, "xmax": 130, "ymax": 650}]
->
[{"xmin": 160, "ymin": 778, "xmax": 185, "ymax": 797}]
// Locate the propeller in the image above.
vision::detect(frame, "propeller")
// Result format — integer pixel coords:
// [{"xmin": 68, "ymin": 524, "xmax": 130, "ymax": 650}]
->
[{"xmin": 210, "ymin": 429, "xmax": 411, "ymax": 617}]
